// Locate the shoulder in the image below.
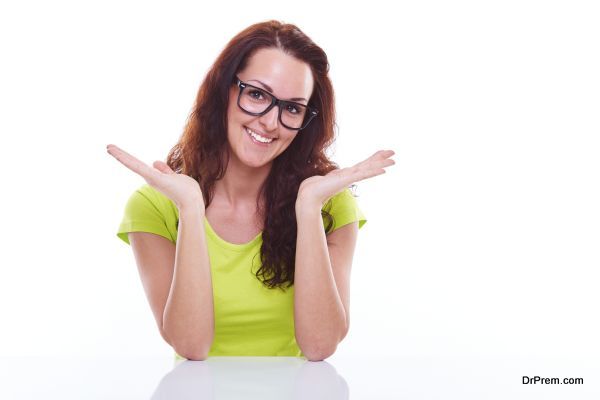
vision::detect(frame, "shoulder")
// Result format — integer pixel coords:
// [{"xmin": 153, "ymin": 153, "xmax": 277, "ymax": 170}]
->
[
  {"xmin": 117, "ymin": 184, "xmax": 180, "ymax": 245},
  {"xmin": 322, "ymin": 187, "xmax": 367, "ymax": 232},
  {"xmin": 127, "ymin": 184, "xmax": 179, "ymax": 216}
]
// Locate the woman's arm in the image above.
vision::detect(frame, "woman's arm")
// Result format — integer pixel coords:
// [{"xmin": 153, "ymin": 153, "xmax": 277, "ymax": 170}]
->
[
  {"xmin": 128, "ymin": 231, "xmax": 177, "ymax": 346},
  {"xmin": 162, "ymin": 204, "xmax": 215, "ymax": 360},
  {"xmin": 107, "ymin": 144, "xmax": 214, "ymax": 360},
  {"xmin": 293, "ymin": 202, "xmax": 358, "ymax": 361},
  {"xmin": 292, "ymin": 150, "xmax": 395, "ymax": 361}
]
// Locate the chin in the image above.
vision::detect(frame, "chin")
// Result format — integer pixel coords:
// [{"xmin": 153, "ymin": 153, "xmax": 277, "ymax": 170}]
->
[{"xmin": 243, "ymin": 157, "xmax": 273, "ymax": 169}]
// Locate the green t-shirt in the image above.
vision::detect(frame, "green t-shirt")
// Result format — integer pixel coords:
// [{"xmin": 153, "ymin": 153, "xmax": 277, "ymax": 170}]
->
[{"xmin": 116, "ymin": 183, "xmax": 366, "ymax": 360}]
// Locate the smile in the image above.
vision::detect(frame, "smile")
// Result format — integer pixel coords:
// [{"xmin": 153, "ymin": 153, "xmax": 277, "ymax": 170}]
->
[{"xmin": 245, "ymin": 127, "xmax": 276, "ymax": 145}]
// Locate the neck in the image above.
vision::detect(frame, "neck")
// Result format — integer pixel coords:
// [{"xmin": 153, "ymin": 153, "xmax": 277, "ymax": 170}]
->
[{"xmin": 213, "ymin": 150, "xmax": 271, "ymax": 212}]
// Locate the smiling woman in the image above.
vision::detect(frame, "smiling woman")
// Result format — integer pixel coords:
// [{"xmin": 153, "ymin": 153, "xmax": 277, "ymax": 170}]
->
[
  {"xmin": 108, "ymin": 20, "xmax": 394, "ymax": 362},
  {"xmin": 225, "ymin": 46, "xmax": 314, "ymax": 168}
]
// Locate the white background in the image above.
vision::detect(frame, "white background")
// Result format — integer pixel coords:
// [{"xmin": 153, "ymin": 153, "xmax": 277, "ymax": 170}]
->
[{"xmin": 0, "ymin": 0, "xmax": 598, "ymax": 362}]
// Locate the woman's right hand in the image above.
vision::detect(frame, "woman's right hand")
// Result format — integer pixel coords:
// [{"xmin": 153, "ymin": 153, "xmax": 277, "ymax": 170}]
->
[{"xmin": 106, "ymin": 144, "xmax": 205, "ymax": 211}]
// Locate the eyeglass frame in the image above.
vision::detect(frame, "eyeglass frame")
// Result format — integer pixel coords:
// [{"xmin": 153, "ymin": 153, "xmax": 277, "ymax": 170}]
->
[{"xmin": 233, "ymin": 75, "xmax": 319, "ymax": 131}]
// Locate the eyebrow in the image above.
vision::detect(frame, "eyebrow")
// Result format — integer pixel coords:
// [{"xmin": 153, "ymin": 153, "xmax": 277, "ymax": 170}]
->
[{"xmin": 247, "ymin": 79, "xmax": 308, "ymax": 103}]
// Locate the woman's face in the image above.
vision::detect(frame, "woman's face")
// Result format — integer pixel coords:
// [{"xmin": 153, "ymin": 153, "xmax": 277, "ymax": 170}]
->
[{"xmin": 226, "ymin": 47, "xmax": 314, "ymax": 169}]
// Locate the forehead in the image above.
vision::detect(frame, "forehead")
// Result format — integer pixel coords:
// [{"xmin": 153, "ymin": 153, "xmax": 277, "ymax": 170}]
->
[{"xmin": 239, "ymin": 47, "xmax": 314, "ymax": 100}]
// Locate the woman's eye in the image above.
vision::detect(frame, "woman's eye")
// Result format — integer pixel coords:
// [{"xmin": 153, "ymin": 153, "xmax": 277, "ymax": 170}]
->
[
  {"xmin": 286, "ymin": 104, "xmax": 299, "ymax": 114},
  {"xmin": 249, "ymin": 90, "xmax": 264, "ymax": 99}
]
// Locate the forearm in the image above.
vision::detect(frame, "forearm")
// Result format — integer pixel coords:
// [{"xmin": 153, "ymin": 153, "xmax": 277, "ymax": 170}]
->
[
  {"xmin": 163, "ymin": 205, "xmax": 215, "ymax": 359},
  {"xmin": 294, "ymin": 201, "xmax": 347, "ymax": 359}
]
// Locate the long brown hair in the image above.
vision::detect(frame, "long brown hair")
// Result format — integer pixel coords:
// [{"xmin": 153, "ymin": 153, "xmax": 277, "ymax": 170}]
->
[{"xmin": 166, "ymin": 20, "xmax": 340, "ymax": 290}]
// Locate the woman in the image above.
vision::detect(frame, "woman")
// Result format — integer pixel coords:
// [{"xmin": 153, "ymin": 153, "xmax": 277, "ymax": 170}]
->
[{"xmin": 107, "ymin": 20, "xmax": 395, "ymax": 361}]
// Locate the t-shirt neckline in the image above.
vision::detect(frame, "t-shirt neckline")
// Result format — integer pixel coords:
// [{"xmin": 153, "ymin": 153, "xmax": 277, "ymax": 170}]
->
[{"xmin": 203, "ymin": 216, "xmax": 262, "ymax": 251}]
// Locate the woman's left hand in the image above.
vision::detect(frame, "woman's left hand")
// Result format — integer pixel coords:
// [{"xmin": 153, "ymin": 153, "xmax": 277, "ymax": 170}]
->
[{"xmin": 296, "ymin": 149, "xmax": 396, "ymax": 210}]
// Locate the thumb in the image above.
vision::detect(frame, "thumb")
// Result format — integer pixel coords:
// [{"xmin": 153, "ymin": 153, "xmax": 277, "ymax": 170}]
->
[{"xmin": 153, "ymin": 160, "xmax": 175, "ymax": 174}]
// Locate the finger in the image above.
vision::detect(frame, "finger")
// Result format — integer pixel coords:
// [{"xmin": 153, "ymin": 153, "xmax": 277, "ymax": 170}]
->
[
  {"xmin": 349, "ymin": 157, "xmax": 395, "ymax": 178},
  {"xmin": 350, "ymin": 149, "xmax": 395, "ymax": 170},
  {"xmin": 347, "ymin": 158, "xmax": 394, "ymax": 182},
  {"xmin": 107, "ymin": 144, "xmax": 160, "ymax": 181},
  {"xmin": 368, "ymin": 149, "xmax": 395, "ymax": 160},
  {"xmin": 380, "ymin": 158, "xmax": 396, "ymax": 168},
  {"xmin": 327, "ymin": 163, "xmax": 387, "ymax": 193}
]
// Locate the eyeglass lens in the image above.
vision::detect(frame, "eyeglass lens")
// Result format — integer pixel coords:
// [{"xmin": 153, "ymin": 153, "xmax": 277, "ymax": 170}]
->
[{"xmin": 239, "ymin": 86, "xmax": 308, "ymax": 129}]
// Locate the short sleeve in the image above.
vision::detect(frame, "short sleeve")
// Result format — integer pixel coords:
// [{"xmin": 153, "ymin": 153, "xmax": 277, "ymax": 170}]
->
[
  {"xmin": 322, "ymin": 187, "xmax": 367, "ymax": 233},
  {"xmin": 116, "ymin": 184, "xmax": 180, "ymax": 245}
]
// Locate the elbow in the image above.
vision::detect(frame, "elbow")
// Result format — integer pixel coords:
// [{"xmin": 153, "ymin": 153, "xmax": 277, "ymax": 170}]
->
[
  {"xmin": 172, "ymin": 335, "xmax": 213, "ymax": 361},
  {"xmin": 299, "ymin": 337, "xmax": 339, "ymax": 361},
  {"xmin": 176, "ymin": 348, "xmax": 209, "ymax": 361},
  {"xmin": 162, "ymin": 328, "xmax": 213, "ymax": 361},
  {"xmin": 173, "ymin": 342, "xmax": 211, "ymax": 361},
  {"xmin": 297, "ymin": 326, "xmax": 347, "ymax": 361},
  {"xmin": 302, "ymin": 344, "xmax": 337, "ymax": 361},
  {"xmin": 161, "ymin": 319, "xmax": 214, "ymax": 361}
]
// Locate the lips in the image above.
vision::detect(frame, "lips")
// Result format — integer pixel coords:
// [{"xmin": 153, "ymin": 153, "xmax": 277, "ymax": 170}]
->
[
  {"xmin": 245, "ymin": 126, "xmax": 276, "ymax": 140},
  {"xmin": 244, "ymin": 126, "xmax": 277, "ymax": 146}
]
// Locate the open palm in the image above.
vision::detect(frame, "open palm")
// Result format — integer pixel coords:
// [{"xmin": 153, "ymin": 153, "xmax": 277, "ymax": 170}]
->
[
  {"xmin": 297, "ymin": 149, "xmax": 396, "ymax": 207},
  {"xmin": 106, "ymin": 144, "xmax": 205, "ymax": 210}
]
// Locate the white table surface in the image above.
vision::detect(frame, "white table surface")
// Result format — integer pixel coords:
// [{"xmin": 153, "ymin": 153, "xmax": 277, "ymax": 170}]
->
[{"xmin": 0, "ymin": 354, "xmax": 597, "ymax": 399}]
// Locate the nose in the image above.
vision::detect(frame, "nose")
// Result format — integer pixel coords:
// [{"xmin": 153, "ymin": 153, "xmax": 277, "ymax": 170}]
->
[{"xmin": 258, "ymin": 104, "xmax": 280, "ymax": 131}]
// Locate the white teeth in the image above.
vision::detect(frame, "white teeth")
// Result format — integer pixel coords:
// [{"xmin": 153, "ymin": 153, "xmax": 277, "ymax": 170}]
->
[{"xmin": 246, "ymin": 127, "xmax": 274, "ymax": 143}]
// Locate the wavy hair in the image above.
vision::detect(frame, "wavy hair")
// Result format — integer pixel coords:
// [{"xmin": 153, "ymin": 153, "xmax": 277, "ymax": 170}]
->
[{"xmin": 166, "ymin": 20, "xmax": 340, "ymax": 291}]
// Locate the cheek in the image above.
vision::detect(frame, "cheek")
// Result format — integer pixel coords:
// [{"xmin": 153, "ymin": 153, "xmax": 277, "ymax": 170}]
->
[
  {"xmin": 227, "ymin": 96, "xmax": 246, "ymax": 123},
  {"xmin": 278, "ymin": 133, "xmax": 298, "ymax": 150},
  {"xmin": 231, "ymin": 109, "xmax": 255, "ymax": 127},
  {"xmin": 285, "ymin": 131, "xmax": 299, "ymax": 143}
]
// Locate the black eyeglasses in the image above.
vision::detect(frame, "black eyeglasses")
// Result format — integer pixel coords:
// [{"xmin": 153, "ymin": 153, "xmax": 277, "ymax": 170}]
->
[{"xmin": 234, "ymin": 76, "xmax": 318, "ymax": 131}]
